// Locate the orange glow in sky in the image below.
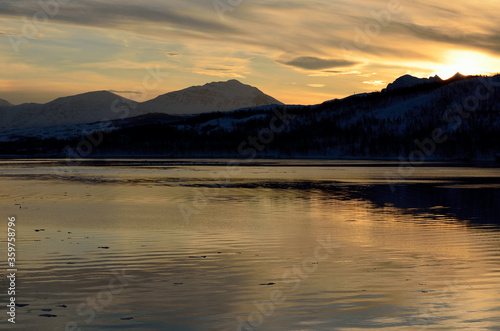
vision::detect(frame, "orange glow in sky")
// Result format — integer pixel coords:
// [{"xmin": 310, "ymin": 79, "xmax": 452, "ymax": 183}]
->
[
  {"xmin": 1, "ymin": 1, "xmax": 500, "ymax": 105},
  {"xmin": 433, "ymin": 50, "xmax": 500, "ymax": 79}
]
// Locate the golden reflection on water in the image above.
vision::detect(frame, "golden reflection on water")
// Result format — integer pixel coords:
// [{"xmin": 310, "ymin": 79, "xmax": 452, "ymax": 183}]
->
[{"xmin": 0, "ymin": 160, "xmax": 499, "ymax": 330}]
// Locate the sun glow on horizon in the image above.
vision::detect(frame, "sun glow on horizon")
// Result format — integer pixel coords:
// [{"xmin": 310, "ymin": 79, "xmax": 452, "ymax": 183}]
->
[{"xmin": 432, "ymin": 50, "xmax": 500, "ymax": 79}]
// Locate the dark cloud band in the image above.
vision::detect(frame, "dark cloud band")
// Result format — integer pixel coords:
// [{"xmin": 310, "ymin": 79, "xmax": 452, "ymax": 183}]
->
[{"xmin": 278, "ymin": 56, "xmax": 358, "ymax": 70}]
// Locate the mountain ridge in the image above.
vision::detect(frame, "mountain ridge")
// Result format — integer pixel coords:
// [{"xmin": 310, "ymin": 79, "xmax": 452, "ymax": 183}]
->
[
  {"xmin": 1, "ymin": 73, "xmax": 499, "ymax": 160},
  {"xmin": 0, "ymin": 74, "xmax": 475, "ymax": 130},
  {"xmin": 384, "ymin": 74, "xmax": 443, "ymax": 92},
  {"xmin": 0, "ymin": 91, "xmax": 142, "ymax": 129},
  {"xmin": 140, "ymin": 79, "xmax": 283, "ymax": 115},
  {"xmin": 0, "ymin": 80, "xmax": 283, "ymax": 129}
]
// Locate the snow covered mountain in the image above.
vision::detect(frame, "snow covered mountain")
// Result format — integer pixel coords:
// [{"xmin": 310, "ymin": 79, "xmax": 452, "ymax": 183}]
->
[
  {"xmin": 0, "ymin": 80, "xmax": 283, "ymax": 129},
  {"xmin": 140, "ymin": 79, "xmax": 283, "ymax": 115},
  {"xmin": 0, "ymin": 91, "xmax": 141, "ymax": 129},
  {"xmin": 384, "ymin": 74, "xmax": 443, "ymax": 91}
]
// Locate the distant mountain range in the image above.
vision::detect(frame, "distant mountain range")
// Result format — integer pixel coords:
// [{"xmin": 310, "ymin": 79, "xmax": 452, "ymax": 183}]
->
[
  {"xmin": 0, "ymin": 73, "xmax": 499, "ymax": 160},
  {"xmin": 0, "ymin": 79, "xmax": 283, "ymax": 129}
]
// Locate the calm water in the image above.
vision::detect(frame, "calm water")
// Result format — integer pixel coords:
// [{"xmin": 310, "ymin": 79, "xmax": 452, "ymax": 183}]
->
[{"xmin": 1, "ymin": 159, "xmax": 500, "ymax": 330}]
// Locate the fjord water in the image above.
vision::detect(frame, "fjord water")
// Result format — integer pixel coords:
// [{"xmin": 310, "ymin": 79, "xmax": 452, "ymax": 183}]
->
[{"xmin": 1, "ymin": 159, "xmax": 499, "ymax": 330}]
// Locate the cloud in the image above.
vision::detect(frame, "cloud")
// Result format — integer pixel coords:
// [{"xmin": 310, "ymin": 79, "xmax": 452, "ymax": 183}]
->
[
  {"xmin": 80, "ymin": 60, "xmax": 171, "ymax": 70},
  {"xmin": 188, "ymin": 66, "xmax": 246, "ymax": 78},
  {"xmin": 309, "ymin": 70, "xmax": 364, "ymax": 77},
  {"xmin": 0, "ymin": 0, "xmax": 236, "ymax": 35},
  {"xmin": 185, "ymin": 53, "xmax": 250, "ymax": 78},
  {"xmin": 2, "ymin": 0, "xmax": 500, "ymax": 105},
  {"xmin": 108, "ymin": 90, "xmax": 143, "ymax": 95},
  {"xmin": 363, "ymin": 80, "xmax": 386, "ymax": 86},
  {"xmin": 307, "ymin": 84, "xmax": 326, "ymax": 88},
  {"xmin": 392, "ymin": 22, "xmax": 500, "ymax": 54},
  {"xmin": 278, "ymin": 56, "xmax": 358, "ymax": 70}
]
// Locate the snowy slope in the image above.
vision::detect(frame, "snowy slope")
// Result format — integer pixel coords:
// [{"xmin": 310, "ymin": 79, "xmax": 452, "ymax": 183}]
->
[
  {"xmin": 0, "ymin": 122, "xmax": 117, "ymax": 142},
  {"xmin": 0, "ymin": 91, "xmax": 141, "ymax": 129},
  {"xmin": 140, "ymin": 79, "xmax": 283, "ymax": 115},
  {"xmin": 198, "ymin": 114, "xmax": 270, "ymax": 131},
  {"xmin": 313, "ymin": 73, "xmax": 495, "ymax": 133},
  {"xmin": 0, "ymin": 113, "xmax": 177, "ymax": 142}
]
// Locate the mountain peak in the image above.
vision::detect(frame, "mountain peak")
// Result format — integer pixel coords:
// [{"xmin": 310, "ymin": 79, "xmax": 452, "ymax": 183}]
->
[
  {"xmin": 200, "ymin": 79, "xmax": 244, "ymax": 88},
  {"xmin": 48, "ymin": 90, "xmax": 124, "ymax": 104},
  {"xmin": 385, "ymin": 74, "xmax": 443, "ymax": 92},
  {"xmin": 224, "ymin": 79, "xmax": 242, "ymax": 84},
  {"xmin": 446, "ymin": 72, "xmax": 468, "ymax": 82},
  {"xmin": 0, "ymin": 89, "xmax": 142, "ymax": 129},
  {"xmin": 142, "ymin": 80, "xmax": 283, "ymax": 114}
]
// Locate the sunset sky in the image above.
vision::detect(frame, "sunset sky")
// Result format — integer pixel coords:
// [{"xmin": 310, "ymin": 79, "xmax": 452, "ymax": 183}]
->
[{"xmin": 1, "ymin": 0, "xmax": 500, "ymax": 105}]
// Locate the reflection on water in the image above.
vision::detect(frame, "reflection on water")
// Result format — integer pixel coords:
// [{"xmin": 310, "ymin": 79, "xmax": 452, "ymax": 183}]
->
[{"xmin": 0, "ymin": 159, "xmax": 499, "ymax": 330}]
